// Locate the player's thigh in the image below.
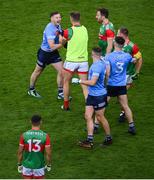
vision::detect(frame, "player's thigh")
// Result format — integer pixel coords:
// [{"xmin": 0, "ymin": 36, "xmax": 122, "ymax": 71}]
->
[
  {"xmin": 33, "ymin": 167, "xmax": 45, "ymax": 179},
  {"xmin": 85, "ymin": 105, "xmax": 94, "ymax": 120},
  {"xmin": 95, "ymin": 108, "xmax": 105, "ymax": 120},
  {"xmin": 63, "ymin": 69, "xmax": 73, "ymax": 82},
  {"xmin": 22, "ymin": 166, "xmax": 33, "ymax": 179},
  {"xmin": 118, "ymin": 94, "xmax": 128, "ymax": 108},
  {"xmin": 33, "ymin": 64, "xmax": 44, "ymax": 74},
  {"xmin": 51, "ymin": 61, "xmax": 63, "ymax": 73}
]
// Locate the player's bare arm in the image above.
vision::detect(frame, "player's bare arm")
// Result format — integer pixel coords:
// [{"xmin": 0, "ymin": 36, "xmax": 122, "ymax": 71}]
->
[
  {"xmin": 45, "ymin": 146, "xmax": 51, "ymax": 165},
  {"xmin": 80, "ymin": 76, "xmax": 99, "ymax": 86},
  {"xmin": 17, "ymin": 145, "xmax": 24, "ymax": 164},
  {"xmin": 48, "ymin": 39, "xmax": 63, "ymax": 50},
  {"xmin": 106, "ymin": 38, "xmax": 113, "ymax": 54}
]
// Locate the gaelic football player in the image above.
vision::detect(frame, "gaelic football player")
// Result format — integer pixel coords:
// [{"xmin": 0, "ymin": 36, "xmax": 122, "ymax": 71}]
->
[
  {"xmin": 17, "ymin": 115, "xmax": 51, "ymax": 179},
  {"xmin": 62, "ymin": 12, "xmax": 89, "ymax": 110},
  {"xmin": 78, "ymin": 47, "xmax": 112, "ymax": 149},
  {"xmin": 28, "ymin": 12, "xmax": 65, "ymax": 99},
  {"xmin": 106, "ymin": 36, "xmax": 136, "ymax": 135},
  {"xmin": 117, "ymin": 27, "xmax": 142, "ymax": 121},
  {"xmin": 94, "ymin": 8, "xmax": 115, "ymax": 132}
]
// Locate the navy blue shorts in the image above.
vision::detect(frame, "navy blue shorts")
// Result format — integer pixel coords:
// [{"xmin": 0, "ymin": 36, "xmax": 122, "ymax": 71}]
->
[
  {"xmin": 86, "ymin": 94, "xmax": 107, "ymax": 111},
  {"xmin": 107, "ymin": 85, "xmax": 127, "ymax": 97},
  {"xmin": 37, "ymin": 48, "xmax": 62, "ymax": 68}
]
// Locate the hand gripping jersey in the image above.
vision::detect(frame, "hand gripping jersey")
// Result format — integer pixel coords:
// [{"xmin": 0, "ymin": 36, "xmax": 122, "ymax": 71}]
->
[
  {"xmin": 19, "ymin": 129, "xmax": 51, "ymax": 169},
  {"xmin": 63, "ymin": 25, "xmax": 88, "ymax": 62},
  {"xmin": 98, "ymin": 22, "xmax": 115, "ymax": 56},
  {"xmin": 122, "ymin": 40, "xmax": 140, "ymax": 75}
]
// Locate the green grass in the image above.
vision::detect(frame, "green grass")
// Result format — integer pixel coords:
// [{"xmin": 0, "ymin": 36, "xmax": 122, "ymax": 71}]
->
[{"xmin": 0, "ymin": 0, "xmax": 154, "ymax": 178}]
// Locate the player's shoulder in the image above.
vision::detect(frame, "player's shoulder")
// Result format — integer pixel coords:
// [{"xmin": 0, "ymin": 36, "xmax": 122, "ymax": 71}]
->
[
  {"xmin": 45, "ymin": 22, "xmax": 56, "ymax": 31},
  {"xmin": 81, "ymin": 25, "xmax": 87, "ymax": 30},
  {"xmin": 106, "ymin": 21, "xmax": 114, "ymax": 30},
  {"xmin": 124, "ymin": 51, "xmax": 132, "ymax": 59},
  {"xmin": 128, "ymin": 40, "xmax": 135, "ymax": 47}
]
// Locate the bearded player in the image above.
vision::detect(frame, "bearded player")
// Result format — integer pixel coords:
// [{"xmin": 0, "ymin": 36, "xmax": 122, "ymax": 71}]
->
[
  {"xmin": 96, "ymin": 8, "xmax": 115, "ymax": 56},
  {"xmin": 94, "ymin": 8, "xmax": 115, "ymax": 132},
  {"xmin": 17, "ymin": 115, "xmax": 51, "ymax": 179}
]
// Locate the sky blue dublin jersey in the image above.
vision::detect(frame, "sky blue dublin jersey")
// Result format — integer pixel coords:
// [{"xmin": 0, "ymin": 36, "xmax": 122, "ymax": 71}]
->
[
  {"xmin": 88, "ymin": 59, "xmax": 107, "ymax": 96},
  {"xmin": 105, "ymin": 51, "xmax": 133, "ymax": 86},
  {"xmin": 41, "ymin": 23, "xmax": 62, "ymax": 52}
]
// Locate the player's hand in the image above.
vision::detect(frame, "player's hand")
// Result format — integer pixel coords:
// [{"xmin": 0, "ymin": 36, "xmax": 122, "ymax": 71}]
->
[
  {"xmin": 17, "ymin": 163, "xmax": 23, "ymax": 173},
  {"xmin": 45, "ymin": 164, "xmax": 51, "ymax": 172},
  {"xmin": 71, "ymin": 78, "xmax": 80, "ymax": 84},
  {"xmin": 131, "ymin": 73, "xmax": 139, "ymax": 80}
]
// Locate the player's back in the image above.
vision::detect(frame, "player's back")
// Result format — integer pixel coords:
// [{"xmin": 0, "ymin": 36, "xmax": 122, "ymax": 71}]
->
[
  {"xmin": 106, "ymin": 51, "xmax": 132, "ymax": 86},
  {"xmin": 66, "ymin": 25, "xmax": 88, "ymax": 62},
  {"xmin": 20, "ymin": 129, "xmax": 50, "ymax": 169}
]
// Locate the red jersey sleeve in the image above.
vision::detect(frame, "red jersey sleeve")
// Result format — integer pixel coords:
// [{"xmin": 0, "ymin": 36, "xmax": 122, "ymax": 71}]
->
[
  {"xmin": 132, "ymin": 44, "xmax": 139, "ymax": 56},
  {"xmin": 45, "ymin": 134, "xmax": 51, "ymax": 147},
  {"xmin": 63, "ymin": 29, "xmax": 69, "ymax": 40},
  {"xmin": 19, "ymin": 134, "xmax": 24, "ymax": 147},
  {"xmin": 106, "ymin": 29, "xmax": 115, "ymax": 38}
]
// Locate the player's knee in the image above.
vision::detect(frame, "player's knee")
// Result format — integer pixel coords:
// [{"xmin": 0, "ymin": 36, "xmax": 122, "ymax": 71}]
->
[{"xmin": 85, "ymin": 112, "xmax": 91, "ymax": 120}]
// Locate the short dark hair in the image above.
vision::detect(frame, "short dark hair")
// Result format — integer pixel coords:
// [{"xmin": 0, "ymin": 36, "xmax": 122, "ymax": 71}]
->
[
  {"xmin": 119, "ymin": 27, "xmax": 129, "ymax": 36},
  {"xmin": 70, "ymin": 12, "xmax": 80, "ymax": 22},
  {"xmin": 92, "ymin": 47, "xmax": 102, "ymax": 56},
  {"xmin": 97, "ymin": 8, "xmax": 109, "ymax": 18},
  {"xmin": 115, "ymin": 36, "xmax": 125, "ymax": 46},
  {"xmin": 50, "ymin": 11, "xmax": 60, "ymax": 17},
  {"xmin": 31, "ymin": 115, "xmax": 42, "ymax": 126}
]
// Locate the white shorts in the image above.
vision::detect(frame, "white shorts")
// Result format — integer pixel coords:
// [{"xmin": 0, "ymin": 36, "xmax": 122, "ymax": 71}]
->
[
  {"xmin": 63, "ymin": 61, "xmax": 88, "ymax": 74},
  {"xmin": 126, "ymin": 75, "xmax": 133, "ymax": 85},
  {"xmin": 22, "ymin": 166, "xmax": 45, "ymax": 179}
]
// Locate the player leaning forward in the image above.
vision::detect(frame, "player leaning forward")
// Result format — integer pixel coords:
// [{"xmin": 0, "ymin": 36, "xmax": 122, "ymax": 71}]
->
[
  {"xmin": 78, "ymin": 47, "xmax": 112, "ymax": 149},
  {"xmin": 17, "ymin": 115, "xmax": 51, "ymax": 179},
  {"xmin": 62, "ymin": 12, "xmax": 88, "ymax": 110},
  {"xmin": 28, "ymin": 12, "xmax": 65, "ymax": 99}
]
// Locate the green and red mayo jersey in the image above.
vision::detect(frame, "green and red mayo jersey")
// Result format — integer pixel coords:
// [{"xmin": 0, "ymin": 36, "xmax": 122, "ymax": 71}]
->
[
  {"xmin": 98, "ymin": 21, "xmax": 115, "ymax": 56},
  {"xmin": 19, "ymin": 129, "xmax": 51, "ymax": 169},
  {"xmin": 122, "ymin": 40, "xmax": 139, "ymax": 75},
  {"xmin": 63, "ymin": 27, "xmax": 73, "ymax": 40}
]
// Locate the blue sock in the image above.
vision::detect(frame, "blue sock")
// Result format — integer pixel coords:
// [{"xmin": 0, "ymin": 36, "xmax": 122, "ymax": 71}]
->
[
  {"xmin": 129, "ymin": 122, "xmax": 135, "ymax": 128},
  {"xmin": 58, "ymin": 87, "xmax": 63, "ymax": 94},
  {"xmin": 105, "ymin": 135, "xmax": 112, "ymax": 141},
  {"xmin": 94, "ymin": 123, "xmax": 99, "ymax": 129},
  {"xmin": 87, "ymin": 135, "xmax": 93, "ymax": 142},
  {"xmin": 30, "ymin": 85, "xmax": 34, "ymax": 90}
]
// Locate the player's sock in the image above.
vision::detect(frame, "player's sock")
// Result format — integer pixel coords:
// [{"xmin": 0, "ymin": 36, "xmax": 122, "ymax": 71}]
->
[
  {"xmin": 129, "ymin": 122, "xmax": 135, "ymax": 128},
  {"xmin": 119, "ymin": 111, "xmax": 126, "ymax": 122},
  {"xmin": 64, "ymin": 100, "xmax": 69, "ymax": 109},
  {"xmin": 128, "ymin": 122, "xmax": 136, "ymax": 135},
  {"xmin": 102, "ymin": 135, "xmax": 112, "ymax": 146},
  {"xmin": 94, "ymin": 123, "xmax": 99, "ymax": 129},
  {"xmin": 105, "ymin": 135, "xmax": 112, "ymax": 141},
  {"xmin": 29, "ymin": 85, "xmax": 35, "ymax": 90},
  {"xmin": 94, "ymin": 123, "xmax": 99, "ymax": 134},
  {"xmin": 58, "ymin": 87, "xmax": 63, "ymax": 94},
  {"xmin": 87, "ymin": 135, "xmax": 93, "ymax": 142}
]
